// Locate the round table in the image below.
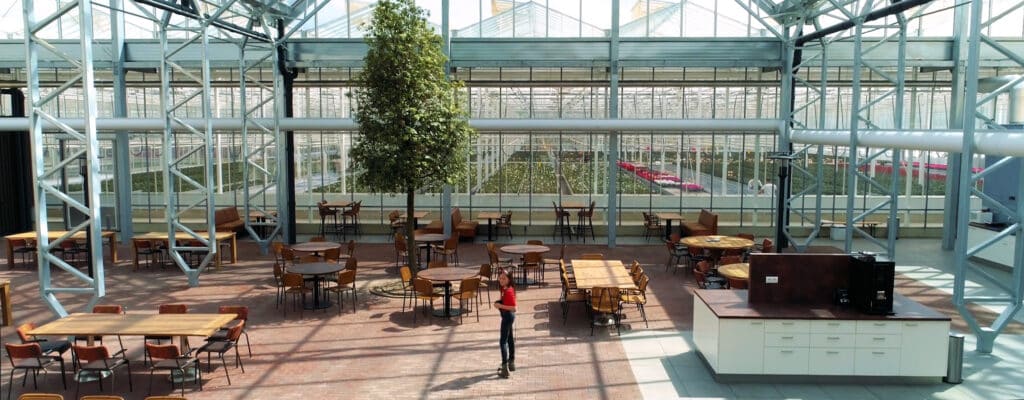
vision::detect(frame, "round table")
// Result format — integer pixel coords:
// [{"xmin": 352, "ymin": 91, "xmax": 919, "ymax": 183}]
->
[
  {"xmin": 418, "ymin": 267, "xmax": 479, "ymax": 318},
  {"xmin": 291, "ymin": 241, "xmax": 341, "ymax": 257},
  {"xmin": 288, "ymin": 262, "xmax": 344, "ymax": 309},
  {"xmin": 415, "ymin": 233, "xmax": 448, "ymax": 267},
  {"xmin": 500, "ymin": 244, "xmax": 550, "ymax": 285},
  {"xmin": 717, "ymin": 263, "xmax": 749, "ymax": 281},
  {"xmin": 680, "ymin": 235, "xmax": 754, "ymax": 265}
]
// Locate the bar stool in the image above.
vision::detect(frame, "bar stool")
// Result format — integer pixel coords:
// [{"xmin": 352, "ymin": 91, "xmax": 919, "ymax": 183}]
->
[
  {"xmin": 552, "ymin": 202, "xmax": 572, "ymax": 242},
  {"xmin": 576, "ymin": 201, "xmax": 595, "ymax": 242}
]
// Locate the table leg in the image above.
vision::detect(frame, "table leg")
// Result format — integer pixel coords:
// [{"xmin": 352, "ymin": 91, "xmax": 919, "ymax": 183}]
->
[
  {"xmin": 230, "ymin": 234, "xmax": 237, "ymax": 264},
  {"xmin": 664, "ymin": 220, "xmax": 673, "ymax": 240},
  {"xmin": 6, "ymin": 240, "xmax": 13, "ymax": 269},
  {"xmin": 109, "ymin": 234, "xmax": 118, "ymax": 263},
  {"xmin": 487, "ymin": 218, "xmax": 494, "ymax": 241},
  {"xmin": 1, "ymin": 282, "xmax": 12, "ymax": 326}
]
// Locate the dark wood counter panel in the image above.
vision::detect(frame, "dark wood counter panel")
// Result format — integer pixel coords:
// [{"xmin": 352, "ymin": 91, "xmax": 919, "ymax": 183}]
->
[{"xmin": 694, "ymin": 289, "xmax": 950, "ymax": 321}]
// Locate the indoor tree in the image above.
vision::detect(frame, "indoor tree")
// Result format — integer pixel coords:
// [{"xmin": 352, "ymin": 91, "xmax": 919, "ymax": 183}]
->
[{"xmin": 350, "ymin": 0, "xmax": 475, "ymax": 273}]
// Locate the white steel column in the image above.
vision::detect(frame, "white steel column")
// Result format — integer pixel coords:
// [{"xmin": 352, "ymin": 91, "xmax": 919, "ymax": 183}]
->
[{"xmin": 24, "ymin": 0, "xmax": 106, "ymax": 316}]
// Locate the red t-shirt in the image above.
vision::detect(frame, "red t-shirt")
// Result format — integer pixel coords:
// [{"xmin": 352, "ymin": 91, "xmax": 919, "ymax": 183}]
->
[{"xmin": 500, "ymin": 286, "xmax": 516, "ymax": 308}]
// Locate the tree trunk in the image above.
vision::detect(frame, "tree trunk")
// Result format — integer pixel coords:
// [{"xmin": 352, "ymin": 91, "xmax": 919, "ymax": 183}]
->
[{"xmin": 406, "ymin": 186, "xmax": 418, "ymax": 277}]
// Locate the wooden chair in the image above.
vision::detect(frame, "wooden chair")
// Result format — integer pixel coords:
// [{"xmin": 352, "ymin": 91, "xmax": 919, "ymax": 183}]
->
[
  {"xmin": 413, "ymin": 277, "xmax": 441, "ymax": 325},
  {"xmin": 541, "ymin": 244, "xmax": 564, "ymax": 283},
  {"xmin": 56, "ymin": 240, "xmax": 86, "ymax": 268},
  {"xmin": 327, "ymin": 268, "xmax": 357, "ymax": 314},
  {"xmin": 581, "ymin": 253, "xmax": 604, "ymax": 260},
  {"xmin": 280, "ymin": 247, "xmax": 296, "ymax": 266},
  {"xmin": 551, "ymin": 202, "xmax": 572, "ymax": 241},
  {"xmin": 209, "ymin": 306, "xmax": 252, "ymax": 358},
  {"xmin": 71, "ymin": 344, "xmax": 132, "ymax": 398},
  {"xmin": 282, "ymin": 273, "xmax": 311, "ymax": 317},
  {"xmin": 143, "ymin": 343, "xmax": 200, "ymax": 396},
  {"xmin": 590, "ymin": 287, "xmax": 621, "ymax": 336},
  {"xmin": 345, "ymin": 239, "xmax": 356, "ymax": 257},
  {"xmin": 427, "ymin": 260, "xmax": 448, "ymax": 269},
  {"xmin": 486, "ymin": 242, "xmax": 513, "ymax": 276},
  {"xmin": 719, "ymin": 255, "xmax": 743, "ymax": 266},
  {"xmin": 394, "ymin": 233, "xmax": 411, "ymax": 267},
  {"xmin": 17, "ymin": 394, "xmax": 64, "ymax": 400},
  {"xmin": 432, "ymin": 233, "xmax": 460, "ymax": 265},
  {"xmin": 621, "ymin": 274, "xmax": 650, "ymax": 328},
  {"xmin": 309, "ymin": 236, "xmax": 326, "ymax": 242},
  {"xmin": 297, "ymin": 254, "xmax": 320, "ymax": 264},
  {"xmin": 6, "ymin": 343, "xmax": 67, "ymax": 398},
  {"xmin": 665, "ymin": 239, "xmax": 689, "ymax": 274},
  {"xmin": 477, "ymin": 263, "xmax": 493, "ymax": 305},
  {"xmin": 273, "ymin": 263, "xmax": 286, "ymax": 307},
  {"xmin": 323, "ymin": 247, "xmax": 342, "ymax": 263},
  {"xmin": 10, "ymin": 238, "xmax": 36, "ymax": 267},
  {"xmin": 695, "ymin": 261, "xmax": 727, "ymax": 288},
  {"xmin": 450, "ymin": 277, "xmax": 481, "ymax": 324},
  {"xmin": 576, "ymin": 201, "xmax": 596, "ymax": 242},
  {"xmin": 399, "ymin": 266, "xmax": 415, "ymax": 312},
  {"xmin": 522, "ymin": 252, "xmax": 543, "ymax": 283},
  {"xmin": 736, "ymin": 233, "xmax": 755, "ymax": 241},
  {"xmin": 80, "ymin": 305, "xmax": 126, "ymax": 351},
  {"xmin": 16, "ymin": 322, "xmax": 71, "ymax": 360},
  {"xmin": 144, "ymin": 304, "xmax": 187, "ymax": 365},
  {"xmin": 388, "ymin": 210, "xmax": 406, "ymax": 239},
  {"xmin": 195, "ymin": 321, "xmax": 245, "ymax": 385},
  {"xmin": 341, "ymin": 200, "xmax": 362, "ymax": 237},
  {"xmin": 642, "ymin": 212, "xmax": 662, "ymax": 241},
  {"xmin": 560, "ymin": 272, "xmax": 588, "ymax": 324},
  {"xmin": 80, "ymin": 395, "xmax": 124, "ymax": 400},
  {"xmin": 133, "ymin": 239, "xmax": 162, "ymax": 270},
  {"xmin": 495, "ymin": 211, "xmax": 514, "ymax": 239},
  {"xmin": 693, "ymin": 269, "xmax": 725, "ymax": 289},
  {"xmin": 761, "ymin": 238, "xmax": 774, "ymax": 253},
  {"xmin": 316, "ymin": 201, "xmax": 338, "ymax": 237}
]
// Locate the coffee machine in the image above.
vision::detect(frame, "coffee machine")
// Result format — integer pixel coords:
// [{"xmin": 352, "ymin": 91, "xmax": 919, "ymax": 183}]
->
[{"xmin": 848, "ymin": 252, "xmax": 895, "ymax": 315}]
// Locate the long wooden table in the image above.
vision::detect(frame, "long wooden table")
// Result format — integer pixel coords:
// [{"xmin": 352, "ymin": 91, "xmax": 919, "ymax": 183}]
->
[
  {"xmin": 133, "ymin": 231, "xmax": 237, "ymax": 269},
  {"xmin": 570, "ymin": 259, "xmax": 637, "ymax": 290},
  {"xmin": 28, "ymin": 313, "xmax": 236, "ymax": 348},
  {"xmin": 4, "ymin": 230, "xmax": 119, "ymax": 269}
]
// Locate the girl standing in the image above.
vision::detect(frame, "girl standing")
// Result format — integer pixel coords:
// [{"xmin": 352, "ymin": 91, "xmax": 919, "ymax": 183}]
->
[{"xmin": 495, "ymin": 268, "xmax": 517, "ymax": 378}]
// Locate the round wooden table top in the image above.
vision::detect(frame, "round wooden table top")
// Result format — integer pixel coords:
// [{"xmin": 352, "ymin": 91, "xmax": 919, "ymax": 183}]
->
[
  {"xmin": 680, "ymin": 235, "xmax": 755, "ymax": 250},
  {"xmin": 287, "ymin": 262, "xmax": 344, "ymax": 276},
  {"xmin": 717, "ymin": 263, "xmax": 749, "ymax": 280},
  {"xmin": 291, "ymin": 242, "xmax": 342, "ymax": 253},
  {"xmin": 418, "ymin": 267, "xmax": 479, "ymax": 282},
  {"xmin": 500, "ymin": 244, "xmax": 550, "ymax": 254}
]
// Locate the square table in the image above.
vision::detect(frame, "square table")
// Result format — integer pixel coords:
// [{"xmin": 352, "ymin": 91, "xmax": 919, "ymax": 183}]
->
[
  {"xmin": 560, "ymin": 201, "xmax": 588, "ymax": 210},
  {"xmin": 570, "ymin": 259, "xmax": 637, "ymax": 290},
  {"xmin": 323, "ymin": 200, "xmax": 353, "ymax": 210},
  {"xmin": 477, "ymin": 212, "xmax": 502, "ymax": 241},
  {"xmin": 133, "ymin": 231, "xmax": 237, "ymax": 269},
  {"xmin": 655, "ymin": 212, "xmax": 685, "ymax": 239},
  {"xmin": 5, "ymin": 230, "xmax": 119, "ymax": 269},
  {"xmin": 401, "ymin": 211, "xmax": 430, "ymax": 229}
]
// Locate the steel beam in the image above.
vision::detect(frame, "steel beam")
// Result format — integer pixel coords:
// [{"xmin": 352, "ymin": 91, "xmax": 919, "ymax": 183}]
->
[
  {"xmin": 952, "ymin": 0, "xmax": 1024, "ymax": 354},
  {"xmin": 24, "ymin": 0, "xmax": 105, "ymax": 317}
]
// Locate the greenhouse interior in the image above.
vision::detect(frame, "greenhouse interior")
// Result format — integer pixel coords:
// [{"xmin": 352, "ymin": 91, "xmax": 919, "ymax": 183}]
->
[{"xmin": 2, "ymin": 0, "xmax": 1024, "ymax": 399}]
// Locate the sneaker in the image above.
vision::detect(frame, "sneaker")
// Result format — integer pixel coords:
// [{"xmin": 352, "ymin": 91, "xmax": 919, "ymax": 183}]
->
[
  {"xmin": 497, "ymin": 364, "xmax": 510, "ymax": 379},
  {"xmin": 508, "ymin": 360, "xmax": 516, "ymax": 371}
]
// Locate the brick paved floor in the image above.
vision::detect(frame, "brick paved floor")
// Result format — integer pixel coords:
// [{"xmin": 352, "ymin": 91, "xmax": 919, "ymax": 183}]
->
[{"xmin": 1, "ymin": 237, "xmax": 692, "ymax": 400}]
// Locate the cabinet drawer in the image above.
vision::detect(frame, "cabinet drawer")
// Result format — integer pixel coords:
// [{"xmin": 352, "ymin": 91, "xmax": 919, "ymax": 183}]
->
[
  {"xmin": 856, "ymin": 320, "xmax": 901, "ymax": 334},
  {"xmin": 766, "ymin": 320, "xmax": 809, "ymax": 333},
  {"xmin": 766, "ymin": 333, "xmax": 809, "ymax": 347},
  {"xmin": 856, "ymin": 334, "xmax": 901, "ymax": 348},
  {"xmin": 763, "ymin": 347, "xmax": 809, "ymax": 375},
  {"xmin": 809, "ymin": 348, "xmax": 856, "ymax": 375},
  {"xmin": 811, "ymin": 320, "xmax": 855, "ymax": 333},
  {"xmin": 810, "ymin": 333, "xmax": 855, "ymax": 348},
  {"xmin": 854, "ymin": 348, "xmax": 900, "ymax": 375}
]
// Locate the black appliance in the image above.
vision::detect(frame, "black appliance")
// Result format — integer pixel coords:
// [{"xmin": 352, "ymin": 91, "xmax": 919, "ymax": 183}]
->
[{"xmin": 848, "ymin": 252, "xmax": 894, "ymax": 315}]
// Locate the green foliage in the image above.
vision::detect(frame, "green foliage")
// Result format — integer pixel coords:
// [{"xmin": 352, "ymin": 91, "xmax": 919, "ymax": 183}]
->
[{"xmin": 349, "ymin": 0, "xmax": 476, "ymax": 195}]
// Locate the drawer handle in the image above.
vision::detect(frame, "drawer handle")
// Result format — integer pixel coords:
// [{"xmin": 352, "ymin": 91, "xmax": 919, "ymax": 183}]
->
[
  {"xmin": 873, "ymin": 337, "xmax": 886, "ymax": 341},
  {"xmin": 782, "ymin": 322, "xmax": 794, "ymax": 325},
  {"xmin": 872, "ymin": 351, "xmax": 886, "ymax": 355},
  {"xmin": 873, "ymin": 323, "xmax": 886, "ymax": 327},
  {"xmin": 826, "ymin": 351, "xmax": 840, "ymax": 355},
  {"xmin": 780, "ymin": 350, "xmax": 793, "ymax": 354},
  {"xmin": 827, "ymin": 336, "xmax": 840, "ymax": 340},
  {"xmin": 905, "ymin": 323, "xmax": 917, "ymax": 327},
  {"xmin": 750, "ymin": 322, "xmax": 763, "ymax": 325},
  {"xmin": 781, "ymin": 336, "xmax": 794, "ymax": 340},
  {"xmin": 828, "ymin": 322, "xmax": 840, "ymax": 326}
]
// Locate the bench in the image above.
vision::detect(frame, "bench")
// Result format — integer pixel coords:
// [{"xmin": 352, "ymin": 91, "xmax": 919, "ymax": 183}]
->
[
  {"xmin": 422, "ymin": 207, "xmax": 479, "ymax": 240},
  {"xmin": 681, "ymin": 209, "xmax": 718, "ymax": 236},
  {"xmin": 214, "ymin": 207, "xmax": 245, "ymax": 233}
]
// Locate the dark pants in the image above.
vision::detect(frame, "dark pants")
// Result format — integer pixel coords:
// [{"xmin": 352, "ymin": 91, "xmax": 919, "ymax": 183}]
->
[{"xmin": 499, "ymin": 311, "xmax": 515, "ymax": 364}]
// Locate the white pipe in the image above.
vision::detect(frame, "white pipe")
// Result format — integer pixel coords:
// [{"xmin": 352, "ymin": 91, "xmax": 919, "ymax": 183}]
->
[
  {"xmin": 0, "ymin": 118, "xmax": 783, "ymax": 133},
  {"xmin": 791, "ymin": 129, "xmax": 1024, "ymax": 157}
]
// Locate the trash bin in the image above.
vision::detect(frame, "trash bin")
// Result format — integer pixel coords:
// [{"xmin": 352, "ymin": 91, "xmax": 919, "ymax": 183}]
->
[{"xmin": 944, "ymin": 333, "xmax": 964, "ymax": 384}]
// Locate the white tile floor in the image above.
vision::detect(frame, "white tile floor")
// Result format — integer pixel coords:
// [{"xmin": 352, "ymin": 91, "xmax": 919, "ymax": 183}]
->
[{"xmin": 620, "ymin": 238, "xmax": 1024, "ymax": 400}]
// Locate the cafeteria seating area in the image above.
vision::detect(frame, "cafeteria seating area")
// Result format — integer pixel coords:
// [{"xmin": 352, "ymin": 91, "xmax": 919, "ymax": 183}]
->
[{"xmin": 4, "ymin": 236, "xmax": 1024, "ymax": 399}]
